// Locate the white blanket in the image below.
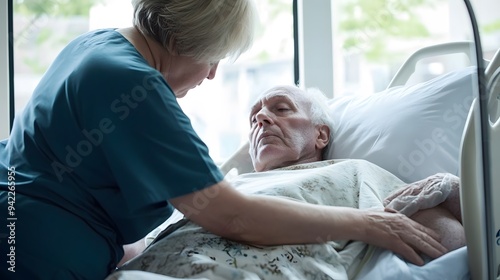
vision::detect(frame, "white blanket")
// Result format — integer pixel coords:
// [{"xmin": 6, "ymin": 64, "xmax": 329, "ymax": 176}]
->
[
  {"xmin": 108, "ymin": 159, "xmax": 469, "ymax": 279},
  {"xmin": 357, "ymin": 246, "xmax": 469, "ymax": 280}
]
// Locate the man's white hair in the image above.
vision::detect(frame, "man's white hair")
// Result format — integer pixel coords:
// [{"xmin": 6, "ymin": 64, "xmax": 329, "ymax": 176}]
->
[{"xmin": 302, "ymin": 87, "xmax": 335, "ymax": 159}]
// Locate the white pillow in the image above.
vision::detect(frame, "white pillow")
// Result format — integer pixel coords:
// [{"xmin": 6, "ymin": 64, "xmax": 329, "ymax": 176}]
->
[{"xmin": 327, "ymin": 67, "xmax": 477, "ymax": 183}]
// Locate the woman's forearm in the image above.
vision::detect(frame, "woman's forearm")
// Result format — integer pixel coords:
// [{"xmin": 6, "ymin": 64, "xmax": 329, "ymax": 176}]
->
[
  {"xmin": 172, "ymin": 181, "xmax": 365, "ymax": 244},
  {"xmin": 170, "ymin": 181, "xmax": 447, "ymax": 266},
  {"xmin": 224, "ymin": 194, "xmax": 366, "ymax": 245}
]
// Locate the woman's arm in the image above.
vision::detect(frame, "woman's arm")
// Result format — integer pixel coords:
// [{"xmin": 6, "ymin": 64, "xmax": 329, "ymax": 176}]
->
[{"xmin": 170, "ymin": 180, "xmax": 447, "ymax": 266}]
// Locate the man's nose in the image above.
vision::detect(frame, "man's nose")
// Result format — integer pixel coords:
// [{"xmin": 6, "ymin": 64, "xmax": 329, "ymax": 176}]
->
[{"xmin": 255, "ymin": 109, "xmax": 273, "ymax": 127}]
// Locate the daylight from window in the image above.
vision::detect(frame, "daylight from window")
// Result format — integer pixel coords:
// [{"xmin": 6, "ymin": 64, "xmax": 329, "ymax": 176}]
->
[{"xmin": 12, "ymin": 0, "xmax": 500, "ymax": 163}]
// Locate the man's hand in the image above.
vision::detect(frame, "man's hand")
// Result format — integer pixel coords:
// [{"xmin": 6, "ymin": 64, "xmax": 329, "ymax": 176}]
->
[
  {"xmin": 384, "ymin": 173, "xmax": 452, "ymax": 217},
  {"xmin": 360, "ymin": 208, "xmax": 448, "ymax": 266}
]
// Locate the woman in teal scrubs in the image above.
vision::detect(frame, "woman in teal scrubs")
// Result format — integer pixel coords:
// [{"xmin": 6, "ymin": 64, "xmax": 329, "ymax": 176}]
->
[{"xmin": 0, "ymin": 0, "xmax": 448, "ymax": 279}]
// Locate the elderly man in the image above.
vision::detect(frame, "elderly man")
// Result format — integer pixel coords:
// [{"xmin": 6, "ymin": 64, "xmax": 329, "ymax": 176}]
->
[
  {"xmin": 110, "ymin": 85, "xmax": 466, "ymax": 280},
  {"xmin": 248, "ymin": 85, "xmax": 464, "ymax": 252}
]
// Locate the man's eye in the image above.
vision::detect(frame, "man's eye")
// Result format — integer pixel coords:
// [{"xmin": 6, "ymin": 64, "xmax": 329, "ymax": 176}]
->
[{"xmin": 277, "ymin": 108, "xmax": 290, "ymax": 112}]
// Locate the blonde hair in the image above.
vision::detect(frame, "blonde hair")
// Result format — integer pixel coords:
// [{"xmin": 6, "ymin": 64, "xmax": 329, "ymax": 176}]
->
[{"xmin": 132, "ymin": 0, "xmax": 257, "ymax": 63}]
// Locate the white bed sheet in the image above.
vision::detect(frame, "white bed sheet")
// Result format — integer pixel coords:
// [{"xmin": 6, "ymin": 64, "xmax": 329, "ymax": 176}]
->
[
  {"xmin": 108, "ymin": 160, "xmax": 469, "ymax": 280},
  {"xmin": 106, "ymin": 270, "xmax": 210, "ymax": 280},
  {"xmin": 356, "ymin": 247, "xmax": 470, "ymax": 280},
  {"xmin": 106, "ymin": 248, "xmax": 470, "ymax": 280}
]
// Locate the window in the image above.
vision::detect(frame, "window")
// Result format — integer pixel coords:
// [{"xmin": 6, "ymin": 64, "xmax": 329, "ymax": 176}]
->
[
  {"xmin": 11, "ymin": 0, "xmax": 294, "ymax": 163},
  {"xmin": 6, "ymin": 0, "xmax": 500, "ymax": 161},
  {"xmin": 0, "ymin": 0, "xmax": 12, "ymax": 139},
  {"xmin": 326, "ymin": 0, "xmax": 500, "ymax": 97}
]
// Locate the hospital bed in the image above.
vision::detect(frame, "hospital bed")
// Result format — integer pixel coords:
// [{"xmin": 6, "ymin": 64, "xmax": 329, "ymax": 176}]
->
[
  {"xmin": 104, "ymin": 41, "xmax": 500, "ymax": 280},
  {"xmin": 218, "ymin": 44, "xmax": 500, "ymax": 280}
]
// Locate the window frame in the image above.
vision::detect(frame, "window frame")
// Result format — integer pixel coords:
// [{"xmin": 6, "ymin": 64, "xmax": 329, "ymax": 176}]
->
[{"xmin": 0, "ymin": 0, "xmax": 13, "ymax": 139}]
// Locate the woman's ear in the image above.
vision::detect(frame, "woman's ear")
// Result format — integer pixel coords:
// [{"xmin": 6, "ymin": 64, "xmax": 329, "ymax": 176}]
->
[{"xmin": 315, "ymin": 125, "xmax": 330, "ymax": 149}]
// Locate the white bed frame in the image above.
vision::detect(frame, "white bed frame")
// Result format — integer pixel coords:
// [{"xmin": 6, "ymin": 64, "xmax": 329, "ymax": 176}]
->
[{"xmin": 461, "ymin": 46, "xmax": 500, "ymax": 280}]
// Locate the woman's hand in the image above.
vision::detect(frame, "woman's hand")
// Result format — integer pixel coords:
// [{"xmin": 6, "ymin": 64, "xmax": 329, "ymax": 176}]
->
[
  {"xmin": 360, "ymin": 208, "xmax": 448, "ymax": 266},
  {"xmin": 384, "ymin": 173, "xmax": 452, "ymax": 217}
]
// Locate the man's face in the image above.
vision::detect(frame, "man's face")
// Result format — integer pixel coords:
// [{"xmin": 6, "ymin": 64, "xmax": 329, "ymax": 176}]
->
[{"xmin": 248, "ymin": 88, "xmax": 325, "ymax": 172}]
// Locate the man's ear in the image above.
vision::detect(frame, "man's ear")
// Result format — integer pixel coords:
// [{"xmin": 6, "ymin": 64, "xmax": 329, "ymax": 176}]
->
[{"xmin": 316, "ymin": 125, "xmax": 330, "ymax": 149}]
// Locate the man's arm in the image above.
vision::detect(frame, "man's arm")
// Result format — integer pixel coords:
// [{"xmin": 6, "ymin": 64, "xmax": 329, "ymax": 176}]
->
[
  {"xmin": 170, "ymin": 180, "xmax": 447, "ymax": 266},
  {"xmin": 410, "ymin": 205, "xmax": 466, "ymax": 252},
  {"xmin": 439, "ymin": 174, "xmax": 462, "ymax": 223},
  {"xmin": 384, "ymin": 173, "xmax": 461, "ymax": 223}
]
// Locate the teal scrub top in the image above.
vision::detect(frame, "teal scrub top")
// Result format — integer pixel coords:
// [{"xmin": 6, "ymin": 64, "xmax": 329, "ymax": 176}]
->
[{"xmin": 0, "ymin": 28, "xmax": 223, "ymax": 250}]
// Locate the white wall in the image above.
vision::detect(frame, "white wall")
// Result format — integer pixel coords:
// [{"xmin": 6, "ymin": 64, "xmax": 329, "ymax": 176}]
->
[{"xmin": 0, "ymin": 0, "xmax": 11, "ymax": 139}]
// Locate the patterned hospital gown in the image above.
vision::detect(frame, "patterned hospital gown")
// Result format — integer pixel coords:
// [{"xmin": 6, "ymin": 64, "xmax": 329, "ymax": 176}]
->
[{"xmin": 118, "ymin": 159, "xmax": 407, "ymax": 280}]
